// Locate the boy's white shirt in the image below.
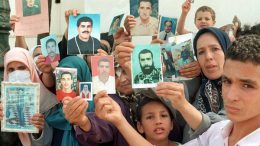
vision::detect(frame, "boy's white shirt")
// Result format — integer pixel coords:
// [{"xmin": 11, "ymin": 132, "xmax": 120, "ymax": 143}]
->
[{"xmin": 181, "ymin": 120, "xmax": 260, "ymax": 146}]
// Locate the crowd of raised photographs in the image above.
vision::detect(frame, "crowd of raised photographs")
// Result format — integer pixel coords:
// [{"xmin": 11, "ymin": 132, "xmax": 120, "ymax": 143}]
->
[{"xmin": 0, "ymin": 0, "xmax": 260, "ymax": 146}]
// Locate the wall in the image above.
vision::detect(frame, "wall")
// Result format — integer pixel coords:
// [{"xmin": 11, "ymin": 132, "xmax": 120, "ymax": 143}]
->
[{"xmin": 9, "ymin": 0, "xmax": 260, "ymax": 49}]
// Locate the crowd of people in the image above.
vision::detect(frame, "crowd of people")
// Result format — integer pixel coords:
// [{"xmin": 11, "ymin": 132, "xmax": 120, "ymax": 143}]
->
[{"xmin": 0, "ymin": 0, "xmax": 260, "ymax": 146}]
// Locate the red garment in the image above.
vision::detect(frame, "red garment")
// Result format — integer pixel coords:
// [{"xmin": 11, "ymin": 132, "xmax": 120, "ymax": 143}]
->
[
  {"xmin": 45, "ymin": 54, "xmax": 60, "ymax": 64},
  {"xmin": 56, "ymin": 89, "xmax": 76, "ymax": 102}
]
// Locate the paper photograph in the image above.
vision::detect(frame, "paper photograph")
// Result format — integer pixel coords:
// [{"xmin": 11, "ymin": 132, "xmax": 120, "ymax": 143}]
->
[
  {"xmin": 130, "ymin": 0, "xmax": 159, "ymax": 36},
  {"xmin": 55, "ymin": 67, "xmax": 77, "ymax": 102},
  {"xmin": 1, "ymin": 82, "xmax": 40, "ymax": 133},
  {"xmin": 108, "ymin": 14, "xmax": 124, "ymax": 36},
  {"xmin": 158, "ymin": 16, "xmax": 177, "ymax": 41},
  {"xmin": 171, "ymin": 40, "xmax": 195, "ymax": 80},
  {"xmin": 15, "ymin": 0, "xmax": 49, "ymax": 36},
  {"xmin": 79, "ymin": 82, "xmax": 93, "ymax": 101},
  {"xmin": 131, "ymin": 44, "xmax": 163, "ymax": 88},
  {"xmin": 68, "ymin": 14, "xmax": 101, "ymax": 55},
  {"xmin": 91, "ymin": 56, "xmax": 115, "ymax": 94},
  {"xmin": 40, "ymin": 35, "xmax": 60, "ymax": 64}
]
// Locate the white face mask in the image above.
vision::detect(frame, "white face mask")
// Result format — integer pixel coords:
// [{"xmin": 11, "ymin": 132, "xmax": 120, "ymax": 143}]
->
[{"xmin": 8, "ymin": 70, "xmax": 32, "ymax": 82}]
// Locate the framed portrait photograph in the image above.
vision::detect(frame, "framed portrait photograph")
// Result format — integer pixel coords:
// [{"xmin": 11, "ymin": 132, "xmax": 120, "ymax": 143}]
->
[
  {"xmin": 1, "ymin": 82, "xmax": 40, "ymax": 133},
  {"xmin": 91, "ymin": 56, "xmax": 115, "ymax": 94},
  {"xmin": 40, "ymin": 35, "xmax": 60, "ymax": 64},
  {"xmin": 108, "ymin": 14, "xmax": 124, "ymax": 36},
  {"xmin": 22, "ymin": 0, "xmax": 41, "ymax": 17},
  {"xmin": 68, "ymin": 14, "xmax": 101, "ymax": 55},
  {"xmin": 131, "ymin": 44, "xmax": 163, "ymax": 88},
  {"xmin": 158, "ymin": 16, "xmax": 177, "ymax": 41},
  {"xmin": 171, "ymin": 39, "xmax": 195, "ymax": 80},
  {"xmin": 79, "ymin": 82, "xmax": 93, "ymax": 101},
  {"xmin": 55, "ymin": 67, "xmax": 77, "ymax": 102},
  {"xmin": 130, "ymin": 0, "xmax": 159, "ymax": 36}
]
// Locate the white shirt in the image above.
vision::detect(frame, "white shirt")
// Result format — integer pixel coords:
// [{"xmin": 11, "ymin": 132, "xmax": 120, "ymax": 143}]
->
[
  {"xmin": 182, "ymin": 120, "xmax": 260, "ymax": 146},
  {"xmin": 92, "ymin": 76, "xmax": 116, "ymax": 94},
  {"xmin": 159, "ymin": 31, "xmax": 174, "ymax": 41}
]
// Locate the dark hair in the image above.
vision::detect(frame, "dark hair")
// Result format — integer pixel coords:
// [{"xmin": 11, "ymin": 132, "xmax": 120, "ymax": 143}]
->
[
  {"xmin": 164, "ymin": 20, "xmax": 172, "ymax": 26},
  {"xmin": 237, "ymin": 23, "xmax": 260, "ymax": 37},
  {"xmin": 136, "ymin": 97, "xmax": 174, "ymax": 122},
  {"xmin": 226, "ymin": 34, "xmax": 260, "ymax": 65},
  {"xmin": 61, "ymin": 71, "xmax": 72, "ymax": 79},
  {"xmin": 138, "ymin": 49, "xmax": 153, "ymax": 60},
  {"xmin": 193, "ymin": 27, "xmax": 231, "ymax": 57},
  {"xmin": 138, "ymin": 0, "xmax": 152, "ymax": 7},
  {"xmin": 46, "ymin": 38, "xmax": 56, "ymax": 48},
  {"xmin": 77, "ymin": 16, "xmax": 93, "ymax": 27},
  {"xmin": 98, "ymin": 58, "xmax": 110, "ymax": 66},
  {"xmin": 194, "ymin": 6, "xmax": 215, "ymax": 23}
]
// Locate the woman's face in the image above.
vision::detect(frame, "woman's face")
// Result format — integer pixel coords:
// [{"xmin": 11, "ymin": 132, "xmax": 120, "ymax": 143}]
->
[
  {"xmin": 196, "ymin": 33, "xmax": 225, "ymax": 80},
  {"xmin": 7, "ymin": 61, "xmax": 29, "ymax": 74}
]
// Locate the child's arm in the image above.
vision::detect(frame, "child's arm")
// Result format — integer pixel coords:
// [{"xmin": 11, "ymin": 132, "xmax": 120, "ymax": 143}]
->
[
  {"xmin": 177, "ymin": 0, "xmax": 192, "ymax": 35},
  {"xmin": 94, "ymin": 92, "xmax": 154, "ymax": 146}
]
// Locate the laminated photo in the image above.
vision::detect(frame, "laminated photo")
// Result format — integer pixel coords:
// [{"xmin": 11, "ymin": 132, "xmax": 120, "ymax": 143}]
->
[{"xmin": 1, "ymin": 82, "xmax": 40, "ymax": 133}]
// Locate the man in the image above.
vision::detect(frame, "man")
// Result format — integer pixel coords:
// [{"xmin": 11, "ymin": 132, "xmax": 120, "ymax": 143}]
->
[
  {"xmin": 23, "ymin": 0, "xmax": 41, "ymax": 16},
  {"xmin": 134, "ymin": 49, "xmax": 162, "ymax": 84},
  {"xmin": 68, "ymin": 16, "xmax": 100, "ymax": 55},
  {"xmin": 93, "ymin": 58, "xmax": 115, "ymax": 94},
  {"xmin": 183, "ymin": 35, "xmax": 260, "ymax": 145},
  {"xmin": 56, "ymin": 72, "xmax": 76, "ymax": 101},
  {"xmin": 131, "ymin": 0, "xmax": 158, "ymax": 36},
  {"xmin": 161, "ymin": 48, "xmax": 175, "ymax": 77},
  {"xmin": 159, "ymin": 20, "xmax": 175, "ymax": 41},
  {"xmin": 45, "ymin": 38, "xmax": 60, "ymax": 63}
]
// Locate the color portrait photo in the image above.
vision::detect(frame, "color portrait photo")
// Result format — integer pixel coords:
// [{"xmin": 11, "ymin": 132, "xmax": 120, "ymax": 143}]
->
[
  {"xmin": 158, "ymin": 16, "xmax": 177, "ymax": 41},
  {"xmin": 40, "ymin": 35, "xmax": 60, "ymax": 64},
  {"xmin": 91, "ymin": 56, "xmax": 115, "ymax": 94},
  {"xmin": 79, "ymin": 82, "xmax": 93, "ymax": 101},
  {"xmin": 68, "ymin": 14, "xmax": 101, "ymax": 55},
  {"xmin": 131, "ymin": 44, "xmax": 163, "ymax": 88},
  {"xmin": 130, "ymin": 0, "xmax": 159, "ymax": 36},
  {"xmin": 55, "ymin": 68, "xmax": 77, "ymax": 102}
]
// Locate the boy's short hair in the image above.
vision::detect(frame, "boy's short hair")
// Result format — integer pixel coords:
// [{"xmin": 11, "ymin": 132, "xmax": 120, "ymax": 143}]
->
[
  {"xmin": 226, "ymin": 34, "xmax": 260, "ymax": 65},
  {"xmin": 194, "ymin": 6, "xmax": 216, "ymax": 23}
]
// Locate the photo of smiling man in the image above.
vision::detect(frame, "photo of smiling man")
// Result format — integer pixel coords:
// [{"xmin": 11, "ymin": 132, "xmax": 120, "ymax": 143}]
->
[{"xmin": 68, "ymin": 14, "xmax": 101, "ymax": 55}]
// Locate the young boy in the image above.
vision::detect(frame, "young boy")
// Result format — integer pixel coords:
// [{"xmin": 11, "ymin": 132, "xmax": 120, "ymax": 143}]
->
[
  {"xmin": 177, "ymin": 0, "xmax": 216, "ymax": 34},
  {"xmin": 94, "ymin": 88, "xmax": 181, "ymax": 146}
]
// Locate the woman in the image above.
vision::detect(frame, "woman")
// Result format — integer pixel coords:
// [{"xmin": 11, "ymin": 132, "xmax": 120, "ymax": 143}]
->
[
  {"xmin": 2, "ymin": 47, "xmax": 57, "ymax": 146},
  {"xmin": 156, "ymin": 27, "xmax": 231, "ymax": 142},
  {"xmin": 43, "ymin": 56, "xmax": 92, "ymax": 146}
]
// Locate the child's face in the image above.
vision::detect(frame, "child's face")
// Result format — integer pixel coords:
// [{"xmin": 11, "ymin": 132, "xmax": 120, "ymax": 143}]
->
[
  {"xmin": 195, "ymin": 11, "xmax": 215, "ymax": 30},
  {"xmin": 137, "ymin": 101, "xmax": 173, "ymax": 142}
]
